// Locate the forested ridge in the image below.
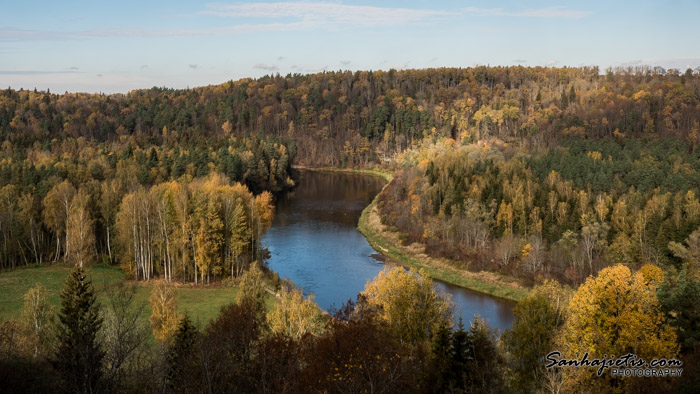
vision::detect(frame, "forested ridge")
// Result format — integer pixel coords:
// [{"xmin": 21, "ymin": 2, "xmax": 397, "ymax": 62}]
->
[
  {"xmin": 3, "ymin": 65, "xmax": 698, "ymax": 166},
  {"xmin": 2, "ymin": 65, "xmax": 699, "ymax": 275},
  {"xmin": 1, "ymin": 65, "xmax": 700, "ymax": 392}
]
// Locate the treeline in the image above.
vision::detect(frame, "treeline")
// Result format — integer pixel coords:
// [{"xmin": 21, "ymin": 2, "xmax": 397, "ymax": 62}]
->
[
  {"xmin": 380, "ymin": 137, "xmax": 700, "ymax": 284},
  {"xmin": 2, "ymin": 66, "xmax": 698, "ymax": 167},
  {"xmin": 1, "ymin": 263, "xmax": 697, "ymax": 393},
  {"xmin": 0, "ymin": 134, "xmax": 291, "ymax": 273}
]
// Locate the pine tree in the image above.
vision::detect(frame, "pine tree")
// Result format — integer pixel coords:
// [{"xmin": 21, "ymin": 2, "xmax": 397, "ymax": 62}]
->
[
  {"xmin": 54, "ymin": 265, "xmax": 104, "ymax": 394},
  {"xmin": 166, "ymin": 315, "xmax": 198, "ymax": 392},
  {"xmin": 569, "ymin": 85, "xmax": 576, "ymax": 106},
  {"xmin": 450, "ymin": 319, "xmax": 472, "ymax": 387}
]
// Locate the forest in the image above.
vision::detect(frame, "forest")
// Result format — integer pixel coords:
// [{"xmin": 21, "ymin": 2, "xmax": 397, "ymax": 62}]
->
[
  {"xmin": 0, "ymin": 65, "xmax": 699, "ymax": 392},
  {"xmin": 2, "ymin": 65, "xmax": 699, "ymax": 275},
  {"xmin": 379, "ymin": 136, "xmax": 700, "ymax": 284}
]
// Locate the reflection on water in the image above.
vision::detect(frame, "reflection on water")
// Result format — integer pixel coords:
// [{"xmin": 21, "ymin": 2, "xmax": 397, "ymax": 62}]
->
[{"xmin": 264, "ymin": 170, "xmax": 515, "ymax": 332}]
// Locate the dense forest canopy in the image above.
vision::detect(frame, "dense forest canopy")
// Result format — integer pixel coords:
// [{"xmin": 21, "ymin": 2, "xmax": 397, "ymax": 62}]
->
[
  {"xmin": 1, "ymin": 65, "xmax": 699, "ymax": 278},
  {"xmin": 2, "ymin": 65, "xmax": 698, "ymax": 165},
  {"xmin": 1, "ymin": 64, "xmax": 699, "ymax": 276},
  {"xmin": 1, "ymin": 65, "xmax": 699, "ymax": 392},
  {"xmin": 381, "ymin": 135, "xmax": 700, "ymax": 280}
]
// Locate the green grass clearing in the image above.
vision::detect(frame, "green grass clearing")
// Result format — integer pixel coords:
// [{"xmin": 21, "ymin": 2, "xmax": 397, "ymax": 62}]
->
[{"xmin": 0, "ymin": 264, "xmax": 277, "ymax": 330}]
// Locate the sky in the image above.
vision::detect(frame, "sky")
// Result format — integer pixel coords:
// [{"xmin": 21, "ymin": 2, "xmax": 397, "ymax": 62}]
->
[{"xmin": 1, "ymin": 0, "xmax": 699, "ymax": 93}]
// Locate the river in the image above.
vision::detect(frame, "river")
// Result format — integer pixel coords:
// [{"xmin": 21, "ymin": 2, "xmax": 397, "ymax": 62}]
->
[{"xmin": 264, "ymin": 170, "xmax": 515, "ymax": 332}]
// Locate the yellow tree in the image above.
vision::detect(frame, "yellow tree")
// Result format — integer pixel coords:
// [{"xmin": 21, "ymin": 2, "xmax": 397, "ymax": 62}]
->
[
  {"xmin": 560, "ymin": 264, "xmax": 678, "ymax": 391},
  {"xmin": 195, "ymin": 195, "xmax": 223, "ymax": 284},
  {"xmin": 167, "ymin": 181, "xmax": 191, "ymax": 283},
  {"xmin": 20, "ymin": 284, "xmax": 55, "ymax": 358},
  {"xmin": 251, "ymin": 191, "xmax": 274, "ymax": 260},
  {"xmin": 228, "ymin": 200, "xmax": 249, "ymax": 277},
  {"xmin": 149, "ymin": 282, "xmax": 180, "ymax": 345},
  {"xmin": 66, "ymin": 189, "xmax": 96, "ymax": 268},
  {"xmin": 267, "ymin": 286, "xmax": 325, "ymax": 340},
  {"xmin": 496, "ymin": 201, "xmax": 514, "ymax": 234},
  {"xmin": 361, "ymin": 267, "xmax": 453, "ymax": 344},
  {"xmin": 254, "ymin": 191, "xmax": 274, "ymax": 233},
  {"xmin": 218, "ymin": 183, "xmax": 251, "ymax": 278},
  {"xmin": 238, "ymin": 261, "xmax": 267, "ymax": 312},
  {"xmin": 221, "ymin": 120, "xmax": 233, "ymax": 136}
]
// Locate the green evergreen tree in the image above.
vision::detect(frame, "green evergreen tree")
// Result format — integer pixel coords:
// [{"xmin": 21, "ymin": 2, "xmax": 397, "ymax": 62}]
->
[
  {"xmin": 569, "ymin": 85, "xmax": 577, "ymax": 105},
  {"xmin": 54, "ymin": 265, "xmax": 104, "ymax": 394},
  {"xmin": 166, "ymin": 315, "xmax": 198, "ymax": 392},
  {"xmin": 659, "ymin": 267, "xmax": 700, "ymax": 352},
  {"xmin": 467, "ymin": 316, "xmax": 502, "ymax": 391},
  {"xmin": 428, "ymin": 320, "xmax": 453, "ymax": 391},
  {"xmin": 560, "ymin": 90, "xmax": 569, "ymax": 110}
]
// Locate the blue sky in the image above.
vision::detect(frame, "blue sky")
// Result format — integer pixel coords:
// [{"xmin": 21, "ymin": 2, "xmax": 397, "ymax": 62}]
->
[{"xmin": 1, "ymin": 0, "xmax": 699, "ymax": 93}]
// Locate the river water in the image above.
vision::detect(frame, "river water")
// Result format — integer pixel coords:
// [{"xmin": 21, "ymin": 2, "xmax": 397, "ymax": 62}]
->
[{"xmin": 264, "ymin": 170, "xmax": 515, "ymax": 332}]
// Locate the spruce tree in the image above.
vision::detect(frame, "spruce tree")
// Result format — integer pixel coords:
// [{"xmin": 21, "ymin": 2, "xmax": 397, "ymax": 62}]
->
[
  {"xmin": 55, "ymin": 265, "xmax": 104, "ymax": 394},
  {"xmin": 166, "ymin": 315, "xmax": 198, "ymax": 391}
]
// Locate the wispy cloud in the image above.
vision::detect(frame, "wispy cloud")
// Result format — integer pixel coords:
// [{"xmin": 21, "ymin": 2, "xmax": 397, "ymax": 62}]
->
[
  {"xmin": 513, "ymin": 59, "xmax": 527, "ymax": 64},
  {"xmin": 340, "ymin": 60, "xmax": 351, "ymax": 66},
  {"xmin": 464, "ymin": 6, "xmax": 591, "ymax": 19},
  {"xmin": 254, "ymin": 63, "xmax": 279, "ymax": 71},
  {"xmin": 546, "ymin": 60, "xmax": 559, "ymax": 66},
  {"xmin": 0, "ymin": 70, "xmax": 83, "ymax": 75},
  {"xmin": 276, "ymin": 56, "xmax": 285, "ymax": 61},
  {"xmin": 0, "ymin": 27, "xmax": 73, "ymax": 41},
  {"xmin": 79, "ymin": 25, "xmax": 309, "ymax": 37},
  {"xmin": 189, "ymin": 64, "xmax": 199, "ymax": 70},
  {"xmin": 202, "ymin": 2, "xmax": 451, "ymax": 26},
  {"xmin": 0, "ymin": 21, "xmax": 368, "ymax": 41},
  {"xmin": 615, "ymin": 57, "xmax": 700, "ymax": 70},
  {"xmin": 140, "ymin": 64, "xmax": 149, "ymax": 69},
  {"xmin": 2, "ymin": 3, "xmax": 451, "ymax": 41}
]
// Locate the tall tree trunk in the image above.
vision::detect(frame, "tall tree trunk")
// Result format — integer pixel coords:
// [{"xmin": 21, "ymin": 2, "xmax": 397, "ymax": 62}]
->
[{"xmin": 106, "ymin": 226, "xmax": 112, "ymax": 264}]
